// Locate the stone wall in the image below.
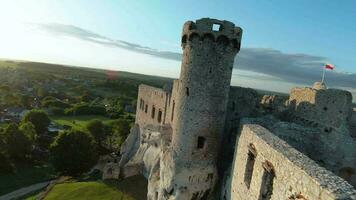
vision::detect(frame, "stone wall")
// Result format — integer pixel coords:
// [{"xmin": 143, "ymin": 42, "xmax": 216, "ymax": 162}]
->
[
  {"xmin": 350, "ymin": 108, "xmax": 356, "ymax": 138},
  {"xmin": 289, "ymin": 86, "xmax": 352, "ymax": 133},
  {"xmin": 222, "ymin": 86, "xmax": 259, "ymax": 164},
  {"xmin": 136, "ymin": 84, "xmax": 170, "ymax": 128},
  {"xmin": 228, "ymin": 124, "xmax": 356, "ymax": 200}
]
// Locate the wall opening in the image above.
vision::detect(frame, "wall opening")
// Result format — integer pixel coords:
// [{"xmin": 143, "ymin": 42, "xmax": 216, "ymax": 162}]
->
[
  {"xmin": 186, "ymin": 87, "xmax": 190, "ymax": 96},
  {"xmin": 151, "ymin": 106, "xmax": 156, "ymax": 119},
  {"xmin": 212, "ymin": 24, "xmax": 221, "ymax": 31},
  {"xmin": 191, "ymin": 192, "xmax": 199, "ymax": 200},
  {"xmin": 182, "ymin": 35, "xmax": 187, "ymax": 44},
  {"xmin": 201, "ymin": 189, "xmax": 211, "ymax": 200},
  {"xmin": 339, "ymin": 167, "xmax": 355, "ymax": 181},
  {"xmin": 139, "ymin": 99, "xmax": 143, "ymax": 110},
  {"xmin": 232, "ymin": 101, "xmax": 236, "ymax": 111},
  {"xmin": 259, "ymin": 161, "xmax": 275, "ymax": 200},
  {"xmin": 244, "ymin": 144, "xmax": 257, "ymax": 189},
  {"xmin": 145, "ymin": 104, "xmax": 148, "ymax": 113},
  {"xmin": 171, "ymin": 101, "xmax": 175, "ymax": 121},
  {"xmin": 157, "ymin": 109, "xmax": 162, "ymax": 123},
  {"xmin": 197, "ymin": 136, "xmax": 206, "ymax": 149},
  {"xmin": 206, "ymin": 173, "xmax": 213, "ymax": 183}
]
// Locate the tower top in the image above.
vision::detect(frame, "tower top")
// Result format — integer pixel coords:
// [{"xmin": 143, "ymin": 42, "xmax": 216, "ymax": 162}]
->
[
  {"xmin": 312, "ymin": 81, "xmax": 327, "ymax": 90},
  {"xmin": 181, "ymin": 18, "xmax": 243, "ymax": 50}
]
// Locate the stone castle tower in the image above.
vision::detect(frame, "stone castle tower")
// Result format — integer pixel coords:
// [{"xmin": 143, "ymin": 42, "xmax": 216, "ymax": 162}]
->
[
  {"xmin": 162, "ymin": 18, "xmax": 243, "ymax": 199},
  {"xmin": 172, "ymin": 19, "xmax": 242, "ymax": 160}
]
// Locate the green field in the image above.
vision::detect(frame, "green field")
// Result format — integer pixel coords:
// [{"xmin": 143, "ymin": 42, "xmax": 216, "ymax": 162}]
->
[
  {"xmin": 24, "ymin": 175, "xmax": 147, "ymax": 200},
  {"xmin": 44, "ymin": 181, "xmax": 134, "ymax": 200},
  {"xmin": 0, "ymin": 165, "xmax": 56, "ymax": 195},
  {"xmin": 51, "ymin": 115, "xmax": 116, "ymax": 131}
]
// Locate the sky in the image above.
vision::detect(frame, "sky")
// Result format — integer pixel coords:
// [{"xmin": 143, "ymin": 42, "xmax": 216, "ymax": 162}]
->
[{"xmin": 0, "ymin": 0, "xmax": 355, "ymax": 97}]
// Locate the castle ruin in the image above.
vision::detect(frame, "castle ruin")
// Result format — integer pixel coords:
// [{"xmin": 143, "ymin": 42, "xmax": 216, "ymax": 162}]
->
[{"xmin": 103, "ymin": 18, "xmax": 356, "ymax": 200}]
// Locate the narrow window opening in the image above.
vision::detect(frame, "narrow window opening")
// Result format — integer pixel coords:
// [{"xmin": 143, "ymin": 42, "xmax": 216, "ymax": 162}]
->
[
  {"xmin": 157, "ymin": 109, "xmax": 162, "ymax": 123},
  {"xmin": 168, "ymin": 188, "xmax": 174, "ymax": 195},
  {"xmin": 191, "ymin": 192, "xmax": 199, "ymax": 200},
  {"xmin": 151, "ymin": 106, "xmax": 156, "ymax": 119},
  {"xmin": 186, "ymin": 87, "xmax": 190, "ymax": 96},
  {"xmin": 171, "ymin": 101, "xmax": 175, "ymax": 121},
  {"xmin": 244, "ymin": 144, "xmax": 256, "ymax": 189},
  {"xmin": 197, "ymin": 136, "xmax": 206, "ymax": 149},
  {"xmin": 232, "ymin": 101, "xmax": 236, "ymax": 111},
  {"xmin": 145, "ymin": 104, "xmax": 148, "ymax": 113},
  {"xmin": 212, "ymin": 24, "xmax": 221, "ymax": 31},
  {"xmin": 259, "ymin": 161, "xmax": 275, "ymax": 200},
  {"xmin": 201, "ymin": 189, "xmax": 211, "ymax": 200}
]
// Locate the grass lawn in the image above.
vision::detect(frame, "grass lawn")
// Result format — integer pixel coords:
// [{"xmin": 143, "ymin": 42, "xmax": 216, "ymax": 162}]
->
[
  {"xmin": 0, "ymin": 164, "xmax": 56, "ymax": 195},
  {"xmin": 51, "ymin": 115, "xmax": 116, "ymax": 131},
  {"xmin": 44, "ymin": 181, "xmax": 134, "ymax": 200},
  {"xmin": 105, "ymin": 175, "xmax": 148, "ymax": 200},
  {"xmin": 38, "ymin": 175, "xmax": 147, "ymax": 200}
]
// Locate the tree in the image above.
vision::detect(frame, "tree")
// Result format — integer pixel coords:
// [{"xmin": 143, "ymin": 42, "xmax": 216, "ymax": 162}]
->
[
  {"xmin": 105, "ymin": 119, "xmax": 131, "ymax": 150},
  {"xmin": 20, "ymin": 94, "xmax": 33, "ymax": 109},
  {"xmin": 86, "ymin": 119, "xmax": 107, "ymax": 147},
  {"xmin": 3, "ymin": 124, "xmax": 32, "ymax": 162},
  {"xmin": 19, "ymin": 122, "xmax": 37, "ymax": 143},
  {"xmin": 22, "ymin": 109, "xmax": 50, "ymax": 135},
  {"xmin": 50, "ymin": 130, "xmax": 98, "ymax": 176},
  {"xmin": 0, "ymin": 151, "xmax": 14, "ymax": 174}
]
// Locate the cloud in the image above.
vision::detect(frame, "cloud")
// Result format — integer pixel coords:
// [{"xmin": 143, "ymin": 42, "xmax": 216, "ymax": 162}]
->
[{"xmin": 34, "ymin": 23, "xmax": 356, "ymax": 89}]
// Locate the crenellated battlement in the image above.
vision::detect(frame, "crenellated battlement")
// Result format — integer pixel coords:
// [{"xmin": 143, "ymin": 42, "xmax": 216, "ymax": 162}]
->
[{"xmin": 181, "ymin": 18, "xmax": 243, "ymax": 50}]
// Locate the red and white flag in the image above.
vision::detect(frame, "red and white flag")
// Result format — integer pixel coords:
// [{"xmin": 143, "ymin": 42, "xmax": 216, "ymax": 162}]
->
[{"xmin": 325, "ymin": 63, "xmax": 335, "ymax": 70}]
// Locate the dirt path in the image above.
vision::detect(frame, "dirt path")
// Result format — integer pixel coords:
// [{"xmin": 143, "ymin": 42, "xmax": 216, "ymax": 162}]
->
[{"xmin": 0, "ymin": 180, "xmax": 52, "ymax": 200}]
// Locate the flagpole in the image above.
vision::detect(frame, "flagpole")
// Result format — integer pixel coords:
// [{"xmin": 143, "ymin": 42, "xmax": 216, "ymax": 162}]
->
[{"xmin": 321, "ymin": 66, "xmax": 326, "ymax": 83}]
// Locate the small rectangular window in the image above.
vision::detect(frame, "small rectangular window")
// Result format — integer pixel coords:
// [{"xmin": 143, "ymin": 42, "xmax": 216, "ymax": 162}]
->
[
  {"xmin": 212, "ymin": 24, "xmax": 221, "ymax": 31},
  {"xmin": 244, "ymin": 150, "xmax": 256, "ymax": 189},
  {"xmin": 171, "ymin": 101, "xmax": 175, "ymax": 121},
  {"xmin": 157, "ymin": 110, "xmax": 162, "ymax": 123},
  {"xmin": 145, "ymin": 104, "xmax": 148, "ymax": 113},
  {"xmin": 197, "ymin": 136, "xmax": 206, "ymax": 149},
  {"xmin": 139, "ymin": 99, "xmax": 143, "ymax": 109},
  {"xmin": 151, "ymin": 106, "xmax": 156, "ymax": 119},
  {"xmin": 259, "ymin": 162, "xmax": 275, "ymax": 200}
]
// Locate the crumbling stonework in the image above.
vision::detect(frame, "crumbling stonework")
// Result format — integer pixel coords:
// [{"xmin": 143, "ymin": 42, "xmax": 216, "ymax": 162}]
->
[
  {"xmin": 288, "ymin": 83, "xmax": 353, "ymax": 134},
  {"xmin": 103, "ymin": 18, "xmax": 356, "ymax": 200},
  {"xmin": 227, "ymin": 124, "xmax": 356, "ymax": 200}
]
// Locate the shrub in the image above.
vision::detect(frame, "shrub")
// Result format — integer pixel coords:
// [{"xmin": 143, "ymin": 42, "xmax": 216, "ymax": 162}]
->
[
  {"xmin": 50, "ymin": 130, "xmax": 98, "ymax": 176},
  {"xmin": 21, "ymin": 110, "xmax": 51, "ymax": 135}
]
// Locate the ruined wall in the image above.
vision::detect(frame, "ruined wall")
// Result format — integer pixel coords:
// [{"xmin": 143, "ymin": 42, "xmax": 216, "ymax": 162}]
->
[
  {"xmin": 289, "ymin": 86, "xmax": 353, "ymax": 133},
  {"xmin": 222, "ymin": 86, "xmax": 259, "ymax": 163},
  {"xmin": 228, "ymin": 124, "xmax": 356, "ymax": 200},
  {"xmin": 350, "ymin": 108, "xmax": 356, "ymax": 138},
  {"xmin": 136, "ymin": 84, "xmax": 170, "ymax": 128},
  {"xmin": 163, "ymin": 80, "xmax": 179, "ymax": 127}
]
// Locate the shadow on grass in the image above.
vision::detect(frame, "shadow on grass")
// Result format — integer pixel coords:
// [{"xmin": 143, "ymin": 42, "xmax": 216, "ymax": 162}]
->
[
  {"xmin": 104, "ymin": 175, "xmax": 148, "ymax": 200},
  {"xmin": 0, "ymin": 164, "xmax": 57, "ymax": 195}
]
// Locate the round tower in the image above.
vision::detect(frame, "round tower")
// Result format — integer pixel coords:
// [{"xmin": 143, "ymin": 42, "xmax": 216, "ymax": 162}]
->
[{"xmin": 172, "ymin": 18, "xmax": 242, "ymax": 164}]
